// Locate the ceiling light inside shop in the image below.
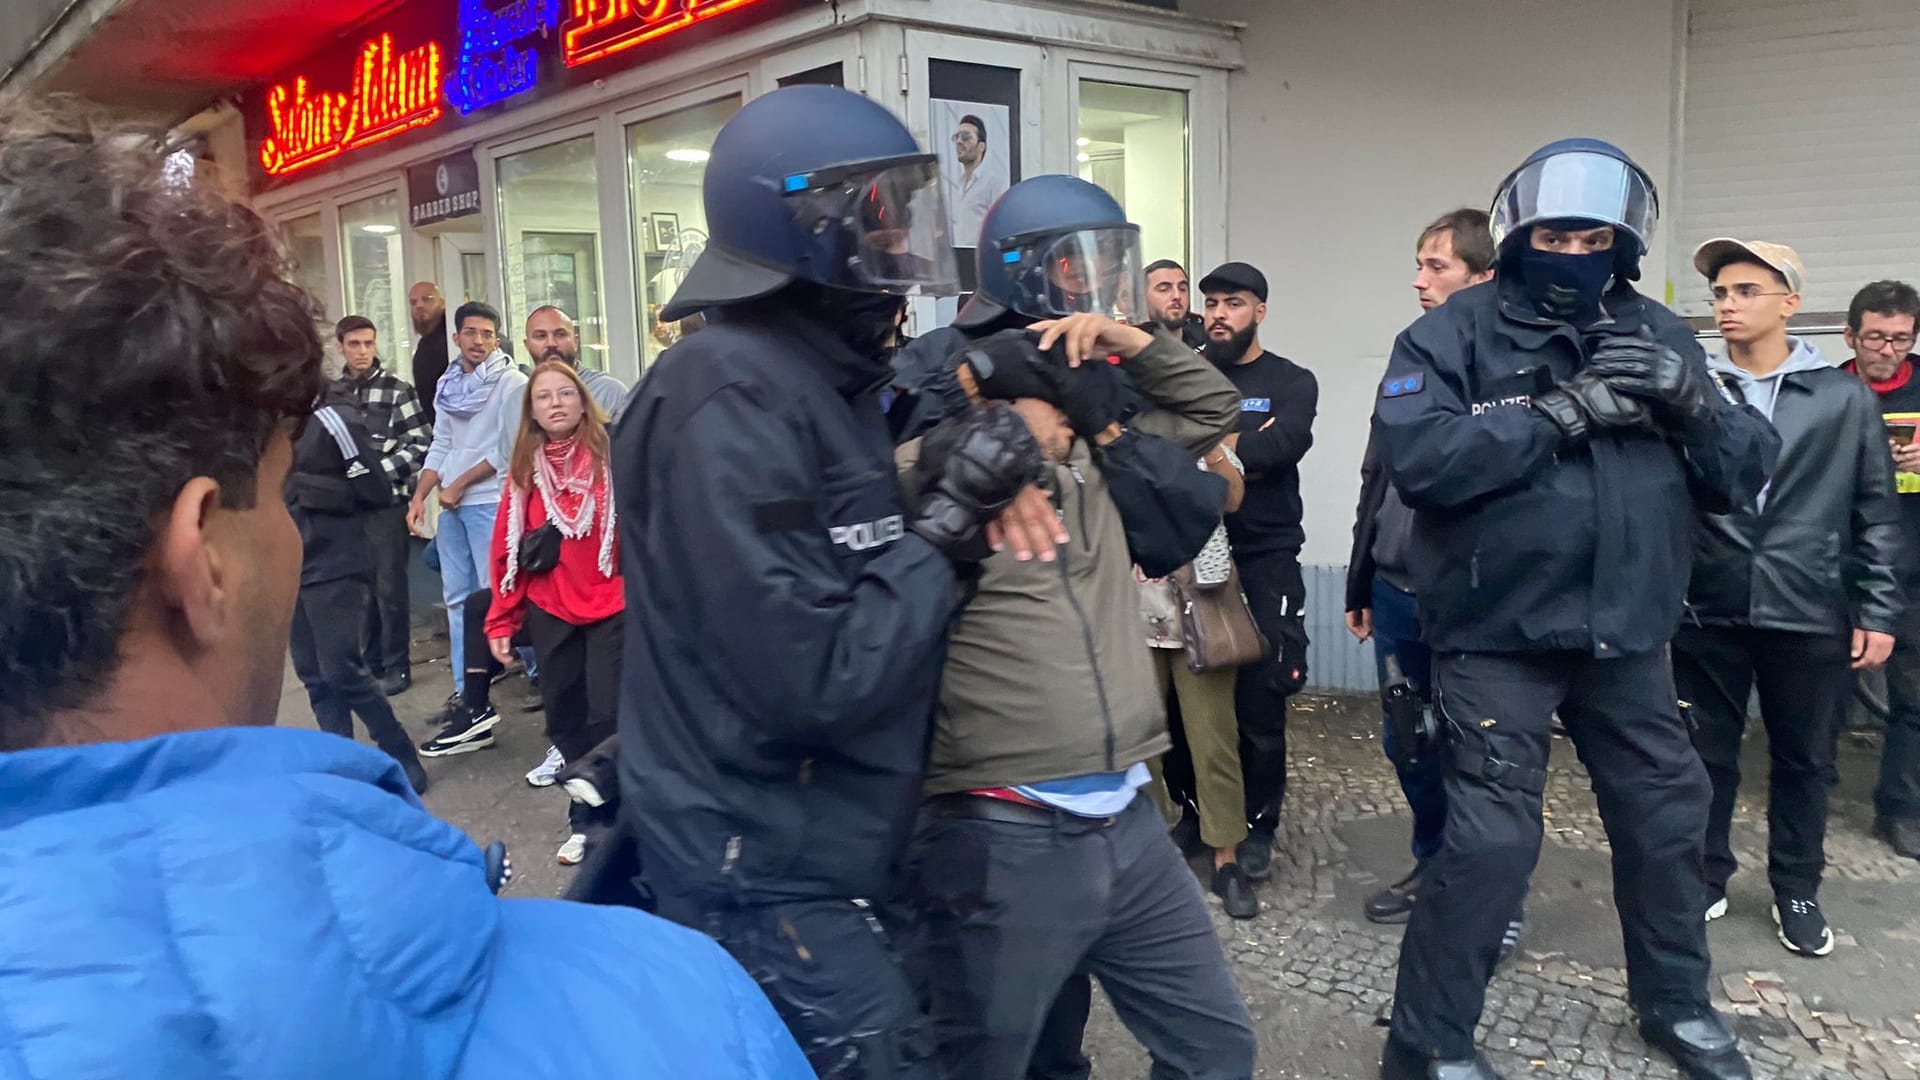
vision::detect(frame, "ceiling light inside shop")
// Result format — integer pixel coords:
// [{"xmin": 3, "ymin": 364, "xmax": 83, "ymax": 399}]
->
[
  {"xmin": 1076, "ymin": 137, "xmax": 1090, "ymax": 147},
  {"xmin": 665, "ymin": 148, "xmax": 711, "ymax": 163},
  {"xmin": 362, "ymin": 224, "xmax": 397, "ymax": 234},
  {"xmin": 1076, "ymin": 152, "xmax": 1091, "ymax": 163}
]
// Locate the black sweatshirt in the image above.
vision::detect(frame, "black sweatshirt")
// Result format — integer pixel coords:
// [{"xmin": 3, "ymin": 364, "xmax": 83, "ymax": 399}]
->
[{"xmin": 1221, "ymin": 350, "xmax": 1318, "ymax": 558}]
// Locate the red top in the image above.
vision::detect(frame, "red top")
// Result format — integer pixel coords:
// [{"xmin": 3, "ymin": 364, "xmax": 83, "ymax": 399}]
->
[{"xmin": 485, "ymin": 478, "xmax": 624, "ymax": 641}]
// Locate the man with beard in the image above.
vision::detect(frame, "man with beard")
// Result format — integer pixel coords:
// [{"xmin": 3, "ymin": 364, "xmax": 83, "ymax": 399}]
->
[
  {"xmin": 523, "ymin": 305, "xmax": 627, "ymax": 419},
  {"xmin": 409, "ymin": 282, "xmax": 450, "ymax": 427},
  {"xmin": 1199, "ymin": 260, "xmax": 1318, "ymax": 880},
  {"xmin": 1144, "ymin": 259, "xmax": 1208, "ymax": 350}
]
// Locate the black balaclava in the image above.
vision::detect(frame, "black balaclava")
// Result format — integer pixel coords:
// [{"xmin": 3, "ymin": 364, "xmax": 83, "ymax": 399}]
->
[
  {"xmin": 788, "ymin": 281, "xmax": 909, "ymax": 363},
  {"xmin": 1512, "ymin": 218, "xmax": 1618, "ymax": 323}
]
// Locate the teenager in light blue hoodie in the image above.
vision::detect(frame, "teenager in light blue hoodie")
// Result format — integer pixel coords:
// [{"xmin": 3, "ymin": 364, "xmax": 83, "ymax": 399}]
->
[{"xmin": 0, "ymin": 99, "xmax": 809, "ymax": 1080}]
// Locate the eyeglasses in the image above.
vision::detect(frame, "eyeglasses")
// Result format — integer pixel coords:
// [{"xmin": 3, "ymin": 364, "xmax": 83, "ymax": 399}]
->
[
  {"xmin": 458, "ymin": 328, "xmax": 498, "ymax": 341},
  {"xmin": 950, "ymin": 131, "xmax": 980, "ymax": 145},
  {"xmin": 1709, "ymin": 284, "xmax": 1792, "ymax": 307},
  {"xmin": 1858, "ymin": 331, "xmax": 1917, "ymax": 351},
  {"xmin": 533, "ymin": 387, "xmax": 580, "ymax": 403}
]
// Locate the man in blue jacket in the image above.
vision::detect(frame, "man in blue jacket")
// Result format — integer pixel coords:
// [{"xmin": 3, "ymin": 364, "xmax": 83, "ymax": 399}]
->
[
  {"xmin": 0, "ymin": 98, "xmax": 808, "ymax": 1080},
  {"xmin": 1373, "ymin": 140, "xmax": 1779, "ymax": 1080}
]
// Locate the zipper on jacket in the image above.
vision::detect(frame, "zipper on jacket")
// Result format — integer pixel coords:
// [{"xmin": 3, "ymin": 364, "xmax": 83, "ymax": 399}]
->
[{"xmin": 1059, "ymin": 464, "xmax": 1117, "ymax": 769}]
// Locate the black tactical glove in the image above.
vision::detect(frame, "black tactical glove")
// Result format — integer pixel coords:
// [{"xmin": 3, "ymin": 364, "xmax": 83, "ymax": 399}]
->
[
  {"xmin": 1048, "ymin": 357, "xmax": 1127, "ymax": 440},
  {"xmin": 956, "ymin": 329, "xmax": 1061, "ymax": 404},
  {"xmin": 911, "ymin": 403, "xmax": 1051, "ymax": 561},
  {"xmin": 1585, "ymin": 326, "xmax": 1717, "ymax": 427},
  {"xmin": 1530, "ymin": 369, "xmax": 1653, "ymax": 446}
]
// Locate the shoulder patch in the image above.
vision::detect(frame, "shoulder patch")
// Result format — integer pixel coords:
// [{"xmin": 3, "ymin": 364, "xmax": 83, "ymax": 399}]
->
[
  {"xmin": 1380, "ymin": 372, "xmax": 1425, "ymax": 398},
  {"xmin": 1240, "ymin": 397, "xmax": 1273, "ymax": 413}
]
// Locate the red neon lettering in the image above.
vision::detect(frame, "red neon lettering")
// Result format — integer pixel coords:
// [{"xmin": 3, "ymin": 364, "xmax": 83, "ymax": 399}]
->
[
  {"xmin": 564, "ymin": 0, "xmax": 767, "ymax": 68},
  {"xmin": 260, "ymin": 34, "xmax": 444, "ymax": 177}
]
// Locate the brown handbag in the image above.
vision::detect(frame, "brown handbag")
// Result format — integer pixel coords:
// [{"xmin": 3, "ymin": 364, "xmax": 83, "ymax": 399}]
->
[{"xmin": 1169, "ymin": 560, "xmax": 1270, "ymax": 674}]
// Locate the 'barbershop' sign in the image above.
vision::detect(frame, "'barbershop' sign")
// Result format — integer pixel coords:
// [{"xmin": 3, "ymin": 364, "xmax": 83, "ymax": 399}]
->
[{"xmin": 250, "ymin": 0, "xmax": 780, "ymax": 186}]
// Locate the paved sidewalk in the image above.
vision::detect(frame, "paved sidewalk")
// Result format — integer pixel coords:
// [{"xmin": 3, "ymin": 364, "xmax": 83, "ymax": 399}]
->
[{"xmin": 280, "ymin": 630, "xmax": 1920, "ymax": 1078}]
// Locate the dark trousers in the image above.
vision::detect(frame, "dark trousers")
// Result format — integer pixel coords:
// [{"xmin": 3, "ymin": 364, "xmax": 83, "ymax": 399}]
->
[
  {"xmin": 1672, "ymin": 623, "xmax": 1852, "ymax": 899},
  {"xmin": 1371, "ymin": 578, "xmax": 1447, "ymax": 863},
  {"xmin": 1236, "ymin": 551, "xmax": 1308, "ymax": 832},
  {"xmin": 1390, "ymin": 649, "xmax": 1713, "ymax": 1059},
  {"xmin": 1876, "ymin": 601, "xmax": 1920, "ymax": 823},
  {"xmin": 361, "ymin": 505, "xmax": 411, "ymax": 677},
  {"xmin": 291, "ymin": 575, "xmax": 414, "ymax": 766},
  {"xmin": 908, "ymin": 796, "xmax": 1255, "ymax": 1080},
  {"xmin": 653, "ymin": 890, "xmax": 936, "ymax": 1079},
  {"xmin": 522, "ymin": 604, "xmax": 620, "ymax": 764}
]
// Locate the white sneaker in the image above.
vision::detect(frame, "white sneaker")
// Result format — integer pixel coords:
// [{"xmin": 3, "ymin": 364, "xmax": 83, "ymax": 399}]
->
[
  {"xmin": 1705, "ymin": 895, "xmax": 1729, "ymax": 922},
  {"xmin": 525, "ymin": 745, "xmax": 564, "ymax": 788},
  {"xmin": 556, "ymin": 833, "xmax": 588, "ymax": 865}
]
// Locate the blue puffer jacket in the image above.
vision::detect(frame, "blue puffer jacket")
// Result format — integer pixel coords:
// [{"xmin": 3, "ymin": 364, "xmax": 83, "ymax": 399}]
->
[{"xmin": 0, "ymin": 727, "xmax": 811, "ymax": 1080}]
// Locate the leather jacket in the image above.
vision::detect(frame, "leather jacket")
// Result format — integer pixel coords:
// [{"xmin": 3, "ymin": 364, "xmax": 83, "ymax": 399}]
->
[{"xmin": 1687, "ymin": 346, "xmax": 1906, "ymax": 636}]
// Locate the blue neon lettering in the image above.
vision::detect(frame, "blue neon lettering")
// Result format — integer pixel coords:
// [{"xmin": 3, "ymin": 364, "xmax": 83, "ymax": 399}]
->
[{"xmin": 445, "ymin": 0, "xmax": 561, "ymax": 115}]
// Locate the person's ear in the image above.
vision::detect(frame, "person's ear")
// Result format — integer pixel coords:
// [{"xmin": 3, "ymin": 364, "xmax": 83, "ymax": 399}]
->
[
  {"xmin": 152, "ymin": 477, "xmax": 231, "ymax": 650},
  {"xmin": 1843, "ymin": 328, "xmax": 1859, "ymax": 351},
  {"xmin": 1254, "ymin": 301, "xmax": 1268, "ymax": 325},
  {"xmin": 1782, "ymin": 290, "xmax": 1802, "ymax": 320},
  {"xmin": 1474, "ymin": 269, "xmax": 1496, "ymax": 284}
]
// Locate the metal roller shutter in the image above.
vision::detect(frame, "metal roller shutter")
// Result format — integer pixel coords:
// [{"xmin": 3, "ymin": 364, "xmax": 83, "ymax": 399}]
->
[{"xmin": 1673, "ymin": 0, "xmax": 1920, "ymax": 320}]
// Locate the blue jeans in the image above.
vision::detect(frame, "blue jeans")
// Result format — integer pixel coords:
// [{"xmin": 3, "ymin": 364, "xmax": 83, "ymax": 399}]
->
[
  {"xmin": 1371, "ymin": 577, "xmax": 1447, "ymax": 862},
  {"xmin": 436, "ymin": 500, "xmax": 499, "ymax": 696}
]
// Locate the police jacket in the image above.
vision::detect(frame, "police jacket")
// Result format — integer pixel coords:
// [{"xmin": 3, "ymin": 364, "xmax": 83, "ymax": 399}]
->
[
  {"xmin": 1686, "ymin": 341, "xmax": 1905, "ymax": 636},
  {"xmin": 894, "ymin": 331, "xmax": 1239, "ymax": 795},
  {"xmin": 614, "ymin": 301, "xmax": 959, "ymax": 905},
  {"xmin": 1374, "ymin": 276, "xmax": 1779, "ymax": 657}
]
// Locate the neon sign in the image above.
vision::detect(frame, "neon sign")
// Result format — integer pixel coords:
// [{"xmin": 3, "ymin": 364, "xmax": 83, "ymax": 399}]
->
[
  {"xmin": 446, "ymin": 0, "xmax": 563, "ymax": 115},
  {"xmin": 260, "ymin": 34, "xmax": 444, "ymax": 176},
  {"xmin": 564, "ymin": 0, "xmax": 770, "ymax": 68}
]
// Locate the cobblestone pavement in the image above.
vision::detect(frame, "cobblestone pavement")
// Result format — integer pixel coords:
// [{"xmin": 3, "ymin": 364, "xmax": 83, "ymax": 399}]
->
[{"xmin": 281, "ymin": 634, "xmax": 1920, "ymax": 1079}]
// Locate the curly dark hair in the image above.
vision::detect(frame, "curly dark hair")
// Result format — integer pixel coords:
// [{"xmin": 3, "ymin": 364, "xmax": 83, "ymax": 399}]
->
[{"xmin": 0, "ymin": 98, "xmax": 324, "ymax": 750}]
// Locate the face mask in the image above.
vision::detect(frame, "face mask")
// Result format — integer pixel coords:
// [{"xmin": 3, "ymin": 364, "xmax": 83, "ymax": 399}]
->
[
  {"xmin": 1517, "ymin": 248, "xmax": 1614, "ymax": 321},
  {"xmin": 819, "ymin": 288, "xmax": 908, "ymax": 360}
]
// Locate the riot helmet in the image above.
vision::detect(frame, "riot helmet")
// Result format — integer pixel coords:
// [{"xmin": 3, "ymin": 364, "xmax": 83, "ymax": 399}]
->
[
  {"xmin": 954, "ymin": 175, "xmax": 1146, "ymax": 329},
  {"xmin": 1490, "ymin": 138, "xmax": 1659, "ymax": 279},
  {"xmin": 660, "ymin": 86, "xmax": 959, "ymax": 322}
]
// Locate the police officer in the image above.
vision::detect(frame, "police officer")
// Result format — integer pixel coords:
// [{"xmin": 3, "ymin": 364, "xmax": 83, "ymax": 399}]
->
[
  {"xmin": 1373, "ymin": 140, "xmax": 1780, "ymax": 1080},
  {"xmin": 613, "ymin": 85, "xmax": 1055, "ymax": 1076}
]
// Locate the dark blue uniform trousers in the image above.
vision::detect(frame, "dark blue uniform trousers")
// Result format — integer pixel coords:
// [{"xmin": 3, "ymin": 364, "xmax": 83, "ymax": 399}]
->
[
  {"xmin": 1389, "ymin": 649, "xmax": 1715, "ymax": 1059},
  {"xmin": 908, "ymin": 796, "xmax": 1254, "ymax": 1080},
  {"xmin": 1371, "ymin": 579, "xmax": 1447, "ymax": 862}
]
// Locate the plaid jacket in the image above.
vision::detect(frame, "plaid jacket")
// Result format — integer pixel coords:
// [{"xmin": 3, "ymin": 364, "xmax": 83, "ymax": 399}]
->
[{"xmin": 335, "ymin": 361, "xmax": 432, "ymax": 501}]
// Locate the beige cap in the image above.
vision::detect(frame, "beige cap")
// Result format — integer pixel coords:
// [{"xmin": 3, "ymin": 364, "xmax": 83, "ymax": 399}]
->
[{"xmin": 1693, "ymin": 237, "xmax": 1806, "ymax": 295}]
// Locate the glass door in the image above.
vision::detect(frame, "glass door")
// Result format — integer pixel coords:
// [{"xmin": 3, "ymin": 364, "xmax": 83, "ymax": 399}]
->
[
  {"xmin": 625, "ymin": 95, "xmax": 740, "ymax": 372},
  {"xmin": 339, "ymin": 191, "xmax": 411, "ymax": 359},
  {"xmin": 495, "ymin": 129, "xmax": 609, "ymax": 370}
]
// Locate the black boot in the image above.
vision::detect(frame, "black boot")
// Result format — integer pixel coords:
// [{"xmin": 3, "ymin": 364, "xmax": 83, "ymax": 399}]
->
[
  {"xmin": 1236, "ymin": 825, "xmax": 1277, "ymax": 881},
  {"xmin": 1379, "ymin": 1034, "xmax": 1506, "ymax": 1080},
  {"xmin": 1212, "ymin": 862, "xmax": 1258, "ymax": 919},
  {"xmin": 1365, "ymin": 862, "xmax": 1425, "ymax": 924},
  {"xmin": 1874, "ymin": 815, "xmax": 1920, "ymax": 860},
  {"xmin": 1638, "ymin": 1008, "xmax": 1752, "ymax": 1080}
]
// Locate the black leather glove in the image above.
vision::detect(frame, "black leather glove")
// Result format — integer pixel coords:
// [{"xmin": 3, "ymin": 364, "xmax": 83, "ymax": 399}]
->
[
  {"xmin": 1049, "ymin": 358, "xmax": 1127, "ymax": 440},
  {"xmin": 1530, "ymin": 369, "xmax": 1653, "ymax": 445},
  {"xmin": 1585, "ymin": 326, "xmax": 1717, "ymax": 427},
  {"xmin": 911, "ymin": 403, "xmax": 1050, "ymax": 561},
  {"xmin": 956, "ymin": 330, "xmax": 1061, "ymax": 404}
]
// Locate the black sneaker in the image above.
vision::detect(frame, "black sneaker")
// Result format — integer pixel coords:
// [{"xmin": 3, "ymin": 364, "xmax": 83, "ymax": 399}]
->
[
  {"xmin": 1213, "ymin": 863, "xmax": 1258, "ymax": 920},
  {"xmin": 1364, "ymin": 862, "xmax": 1425, "ymax": 924},
  {"xmin": 1773, "ymin": 896, "xmax": 1833, "ymax": 957},
  {"xmin": 1637, "ymin": 1007, "xmax": 1752, "ymax": 1080},
  {"xmin": 380, "ymin": 670, "xmax": 411, "ymax": 697},
  {"xmin": 1168, "ymin": 805, "xmax": 1203, "ymax": 855},
  {"xmin": 1236, "ymin": 828, "xmax": 1276, "ymax": 881},
  {"xmin": 419, "ymin": 704, "xmax": 500, "ymax": 757},
  {"xmin": 1875, "ymin": 815, "xmax": 1920, "ymax": 860}
]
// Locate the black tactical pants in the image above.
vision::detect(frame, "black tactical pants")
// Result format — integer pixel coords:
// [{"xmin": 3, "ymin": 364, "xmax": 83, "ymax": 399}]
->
[
  {"xmin": 1390, "ymin": 649, "xmax": 1715, "ymax": 1059},
  {"xmin": 1235, "ymin": 551, "xmax": 1309, "ymax": 833}
]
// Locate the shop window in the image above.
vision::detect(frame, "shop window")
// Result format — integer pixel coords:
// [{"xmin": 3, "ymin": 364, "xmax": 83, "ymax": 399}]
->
[
  {"xmin": 627, "ymin": 97, "xmax": 739, "ymax": 370},
  {"xmin": 339, "ymin": 193, "xmax": 410, "ymax": 359},
  {"xmin": 460, "ymin": 251, "xmax": 491, "ymax": 306},
  {"xmin": 1076, "ymin": 81, "xmax": 1190, "ymax": 273},
  {"xmin": 283, "ymin": 213, "xmax": 329, "ymax": 315},
  {"xmin": 498, "ymin": 135, "xmax": 607, "ymax": 369}
]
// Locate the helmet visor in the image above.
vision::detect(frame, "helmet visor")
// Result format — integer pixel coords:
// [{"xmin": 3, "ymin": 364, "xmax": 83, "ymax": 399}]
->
[
  {"xmin": 785, "ymin": 156, "xmax": 961, "ymax": 296},
  {"xmin": 1022, "ymin": 227, "xmax": 1146, "ymax": 322},
  {"xmin": 1491, "ymin": 151, "xmax": 1657, "ymax": 254}
]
